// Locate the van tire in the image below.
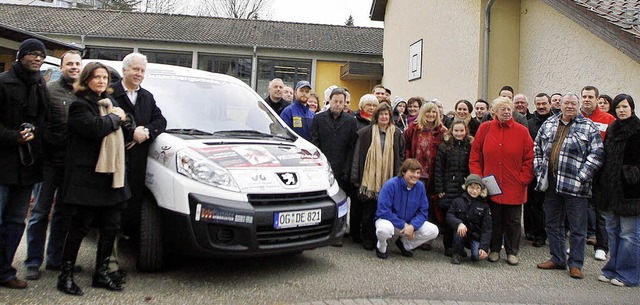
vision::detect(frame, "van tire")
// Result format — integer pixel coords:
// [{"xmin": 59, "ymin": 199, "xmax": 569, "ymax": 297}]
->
[{"xmin": 137, "ymin": 196, "xmax": 164, "ymax": 272}]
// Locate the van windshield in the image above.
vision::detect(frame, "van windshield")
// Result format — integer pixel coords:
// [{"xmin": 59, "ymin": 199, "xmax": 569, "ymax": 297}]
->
[{"xmin": 144, "ymin": 73, "xmax": 295, "ymax": 140}]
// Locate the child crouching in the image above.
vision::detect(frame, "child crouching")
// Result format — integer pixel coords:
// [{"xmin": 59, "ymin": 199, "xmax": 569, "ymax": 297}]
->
[{"xmin": 446, "ymin": 174, "xmax": 492, "ymax": 264}]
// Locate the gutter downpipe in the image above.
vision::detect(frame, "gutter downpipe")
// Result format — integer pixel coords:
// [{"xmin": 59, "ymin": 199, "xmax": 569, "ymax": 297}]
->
[{"xmin": 482, "ymin": 0, "xmax": 496, "ymax": 100}]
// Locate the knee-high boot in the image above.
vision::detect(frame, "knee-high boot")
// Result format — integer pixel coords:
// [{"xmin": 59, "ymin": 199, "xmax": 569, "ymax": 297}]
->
[
  {"xmin": 91, "ymin": 232, "xmax": 123, "ymax": 291},
  {"xmin": 57, "ymin": 261, "xmax": 83, "ymax": 295}
]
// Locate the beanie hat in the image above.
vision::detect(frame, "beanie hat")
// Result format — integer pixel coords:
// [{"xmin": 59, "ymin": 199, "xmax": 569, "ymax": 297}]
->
[
  {"xmin": 17, "ymin": 38, "xmax": 46, "ymax": 60},
  {"xmin": 463, "ymin": 174, "xmax": 485, "ymax": 190},
  {"xmin": 323, "ymin": 85, "xmax": 339, "ymax": 103}
]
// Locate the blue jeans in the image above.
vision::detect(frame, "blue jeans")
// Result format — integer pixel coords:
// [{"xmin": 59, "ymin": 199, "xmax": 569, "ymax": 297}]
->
[
  {"xmin": 0, "ymin": 184, "xmax": 33, "ymax": 282},
  {"xmin": 602, "ymin": 212, "xmax": 640, "ymax": 287},
  {"xmin": 544, "ymin": 186, "xmax": 588, "ymax": 269},
  {"xmin": 452, "ymin": 231, "xmax": 481, "ymax": 260},
  {"xmin": 25, "ymin": 166, "xmax": 71, "ymax": 268}
]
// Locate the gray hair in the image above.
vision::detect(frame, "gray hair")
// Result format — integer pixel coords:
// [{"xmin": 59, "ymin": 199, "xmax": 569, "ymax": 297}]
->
[
  {"xmin": 268, "ymin": 78, "xmax": 284, "ymax": 88},
  {"xmin": 122, "ymin": 53, "xmax": 148, "ymax": 69},
  {"xmin": 358, "ymin": 94, "xmax": 379, "ymax": 110}
]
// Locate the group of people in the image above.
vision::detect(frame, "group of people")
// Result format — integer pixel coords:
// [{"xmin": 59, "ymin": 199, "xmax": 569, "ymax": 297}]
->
[
  {"xmin": 0, "ymin": 39, "xmax": 166, "ymax": 295},
  {"xmin": 267, "ymin": 79, "xmax": 639, "ymax": 287}
]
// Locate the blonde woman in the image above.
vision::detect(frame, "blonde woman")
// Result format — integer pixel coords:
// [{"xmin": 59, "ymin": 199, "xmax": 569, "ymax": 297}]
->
[
  {"xmin": 351, "ymin": 103, "xmax": 405, "ymax": 250},
  {"xmin": 403, "ymin": 102, "xmax": 448, "ymax": 233}
]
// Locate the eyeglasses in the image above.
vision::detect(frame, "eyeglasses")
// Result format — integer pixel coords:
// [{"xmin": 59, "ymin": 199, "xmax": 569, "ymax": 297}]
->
[{"xmin": 25, "ymin": 51, "xmax": 45, "ymax": 59}]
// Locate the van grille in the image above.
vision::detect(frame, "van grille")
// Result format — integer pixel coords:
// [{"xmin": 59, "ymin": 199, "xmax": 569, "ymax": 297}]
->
[
  {"xmin": 256, "ymin": 222, "xmax": 333, "ymax": 245},
  {"xmin": 247, "ymin": 191, "xmax": 328, "ymax": 205}
]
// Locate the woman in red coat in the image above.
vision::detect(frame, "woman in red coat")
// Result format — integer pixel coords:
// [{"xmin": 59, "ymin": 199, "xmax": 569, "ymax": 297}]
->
[
  {"xmin": 469, "ymin": 97, "xmax": 534, "ymax": 266},
  {"xmin": 404, "ymin": 102, "xmax": 447, "ymax": 228}
]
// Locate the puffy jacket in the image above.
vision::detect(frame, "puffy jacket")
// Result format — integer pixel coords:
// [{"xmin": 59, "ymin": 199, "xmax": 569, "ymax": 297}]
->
[
  {"xmin": 376, "ymin": 176, "xmax": 429, "ymax": 230},
  {"xmin": 434, "ymin": 135, "xmax": 471, "ymax": 210},
  {"xmin": 446, "ymin": 193, "xmax": 492, "ymax": 251}
]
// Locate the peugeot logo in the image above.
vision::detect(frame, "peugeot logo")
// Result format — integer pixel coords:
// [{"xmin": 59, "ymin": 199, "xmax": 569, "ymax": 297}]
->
[{"xmin": 277, "ymin": 172, "xmax": 298, "ymax": 186}]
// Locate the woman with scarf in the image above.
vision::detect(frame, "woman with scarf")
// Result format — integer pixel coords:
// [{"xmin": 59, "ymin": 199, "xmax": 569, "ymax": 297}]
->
[
  {"xmin": 404, "ymin": 102, "xmax": 448, "ymax": 235},
  {"xmin": 450, "ymin": 99, "xmax": 480, "ymax": 136},
  {"xmin": 406, "ymin": 96, "xmax": 423, "ymax": 127},
  {"xmin": 57, "ymin": 62, "xmax": 133, "ymax": 295},
  {"xmin": 353, "ymin": 94, "xmax": 379, "ymax": 130},
  {"xmin": 351, "ymin": 103, "xmax": 405, "ymax": 251},
  {"xmin": 596, "ymin": 94, "xmax": 640, "ymax": 287}
]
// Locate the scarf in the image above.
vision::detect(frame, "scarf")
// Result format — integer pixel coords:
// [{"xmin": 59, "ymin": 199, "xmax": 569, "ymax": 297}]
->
[
  {"xmin": 360, "ymin": 124, "xmax": 396, "ymax": 198},
  {"xmin": 95, "ymin": 98, "xmax": 126, "ymax": 188},
  {"xmin": 407, "ymin": 114, "xmax": 418, "ymax": 126},
  {"xmin": 12, "ymin": 62, "xmax": 42, "ymax": 117}
]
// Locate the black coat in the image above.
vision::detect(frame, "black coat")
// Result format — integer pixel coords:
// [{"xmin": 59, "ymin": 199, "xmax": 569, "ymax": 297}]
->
[
  {"xmin": 434, "ymin": 136, "xmax": 472, "ymax": 210},
  {"xmin": 446, "ymin": 193, "xmax": 492, "ymax": 251},
  {"xmin": 527, "ymin": 111, "xmax": 552, "ymax": 140},
  {"xmin": 310, "ymin": 110, "xmax": 358, "ymax": 183},
  {"xmin": 353, "ymin": 110, "xmax": 371, "ymax": 131},
  {"xmin": 111, "ymin": 82, "xmax": 167, "ymax": 203},
  {"xmin": 264, "ymin": 95, "xmax": 290, "ymax": 116},
  {"xmin": 63, "ymin": 91, "xmax": 131, "ymax": 206},
  {"xmin": 350, "ymin": 124, "xmax": 405, "ymax": 187},
  {"xmin": 596, "ymin": 116, "xmax": 640, "ymax": 216},
  {"xmin": 0, "ymin": 62, "xmax": 46, "ymax": 185},
  {"xmin": 43, "ymin": 77, "xmax": 74, "ymax": 166}
]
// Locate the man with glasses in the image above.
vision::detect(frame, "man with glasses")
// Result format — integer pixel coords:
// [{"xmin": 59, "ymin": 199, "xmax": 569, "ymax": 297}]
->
[
  {"xmin": 534, "ymin": 93, "xmax": 604, "ymax": 280},
  {"xmin": 24, "ymin": 50, "xmax": 83, "ymax": 280},
  {"xmin": 0, "ymin": 38, "xmax": 48, "ymax": 289}
]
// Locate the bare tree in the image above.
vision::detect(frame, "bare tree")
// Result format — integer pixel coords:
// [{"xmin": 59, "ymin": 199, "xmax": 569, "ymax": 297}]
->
[
  {"xmin": 345, "ymin": 15, "xmax": 354, "ymax": 26},
  {"xmin": 139, "ymin": 0, "xmax": 179, "ymax": 13},
  {"xmin": 192, "ymin": 0, "xmax": 272, "ymax": 19}
]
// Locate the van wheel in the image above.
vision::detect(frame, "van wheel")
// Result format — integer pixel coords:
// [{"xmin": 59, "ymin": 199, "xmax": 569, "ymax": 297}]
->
[{"xmin": 137, "ymin": 197, "xmax": 164, "ymax": 272}]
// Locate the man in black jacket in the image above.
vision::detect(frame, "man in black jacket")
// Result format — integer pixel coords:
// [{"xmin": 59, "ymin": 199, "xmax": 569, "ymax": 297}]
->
[
  {"xmin": 110, "ymin": 53, "xmax": 167, "ymax": 277},
  {"xmin": 0, "ymin": 38, "xmax": 48, "ymax": 289},
  {"xmin": 24, "ymin": 50, "xmax": 82, "ymax": 280},
  {"xmin": 264, "ymin": 78, "xmax": 289, "ymax": 115},
  {"xmin": 311, "ymin": 88, "xmax": 358, "ymax": 244},
  {"xmin": 525, "ymin": 93, "xmax": 552, "ymax": 247}
]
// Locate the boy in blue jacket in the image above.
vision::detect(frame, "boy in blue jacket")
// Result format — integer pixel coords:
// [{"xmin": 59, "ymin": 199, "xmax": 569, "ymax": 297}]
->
[
  {"xmin": 446, "ymin": 174, "xmax": 492, "ymax": 264},
  {"xmin": 374, "ymin": 158, "xmax": 440, "ymax": 259}
]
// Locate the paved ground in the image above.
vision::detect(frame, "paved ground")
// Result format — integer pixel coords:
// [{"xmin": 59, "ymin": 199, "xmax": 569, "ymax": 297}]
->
[{"xmin": 1, "ymin": 233, "xmax": 637, "ymax": 305}]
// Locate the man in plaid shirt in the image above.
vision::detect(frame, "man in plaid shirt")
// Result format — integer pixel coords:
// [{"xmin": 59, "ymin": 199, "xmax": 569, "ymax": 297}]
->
[{"xmin": 533, "ymin": 92, "xmax": 604, "ymax": 280}]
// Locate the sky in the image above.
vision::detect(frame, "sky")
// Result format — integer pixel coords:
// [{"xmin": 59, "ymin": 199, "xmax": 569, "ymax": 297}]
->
[{"xmin": 270, "ymin": 0, "xmax": 383, "ymax": 28}]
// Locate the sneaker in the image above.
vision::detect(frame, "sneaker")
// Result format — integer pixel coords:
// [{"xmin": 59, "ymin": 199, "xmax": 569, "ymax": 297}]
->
[
  {"xmin": 24, "ymin": 267, "xmax": 40, "ymax": 280},
  {"xmin": 597, "ymin": 275, "xmax": 611, "ymax": 283},
  {"xmin": 488, "ymin": 252, "xmax": 500, "ymax": 262},
  {"xmin": 451, "ymin": 254, "xmax": 461, "ymax": 265},
  {"xmin": 506, "ymin": 254, "xmax": 519, "ymax": 266},
  {"xmin": 611, "ymin": 279, "xmax": 627, "ymax": 287},
  {"xmin": 594, "ymin": 249, "xmax": 607, "ymax": 261},
  {"xmin": 566, "ymin": 247, "xmax": 570, "ymax": 254}
]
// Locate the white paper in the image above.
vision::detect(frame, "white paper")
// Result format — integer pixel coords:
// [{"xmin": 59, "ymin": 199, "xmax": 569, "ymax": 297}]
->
[{"xmin": 482, "ymin": 175, "xmax": 503, "ymax": 196}]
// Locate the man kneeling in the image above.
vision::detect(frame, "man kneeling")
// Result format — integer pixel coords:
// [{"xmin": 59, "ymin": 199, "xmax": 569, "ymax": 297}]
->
[{"xmin": 375, "ymin": 158, "xmax": 439, "ymax": 259}]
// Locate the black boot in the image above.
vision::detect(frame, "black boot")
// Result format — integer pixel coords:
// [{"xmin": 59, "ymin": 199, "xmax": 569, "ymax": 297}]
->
[
  {"xmin": 57, "ymin": 261, "xmax": 83, "ymax": 296},
  {"xmin": 92, "ymin": 258, "xmax": 123, "ymax": 291}
]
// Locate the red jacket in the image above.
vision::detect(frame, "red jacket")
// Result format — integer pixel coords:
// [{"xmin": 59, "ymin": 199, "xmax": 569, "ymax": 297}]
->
[
  {"xmin": 469, "ymin": 118, "xmax": 534, "ymax": 205},
  {"xmin": 581, "ymin": 107, "xmax": 615, "ymax": 140}
]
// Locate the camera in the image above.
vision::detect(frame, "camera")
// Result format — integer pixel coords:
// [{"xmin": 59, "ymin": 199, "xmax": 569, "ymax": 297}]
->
[
  {"xmin": 18, "ymin": 122, "xmax": 35, "ymax": 166},
  {"xmin": 20, "ymin": 122, "xmax": 35, "ymax": 132}
]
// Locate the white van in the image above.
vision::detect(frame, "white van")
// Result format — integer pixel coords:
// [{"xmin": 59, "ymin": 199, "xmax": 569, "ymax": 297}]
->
[{"xmin": 44, "ymin": 60, "xmax": 348, "ymax": 272}]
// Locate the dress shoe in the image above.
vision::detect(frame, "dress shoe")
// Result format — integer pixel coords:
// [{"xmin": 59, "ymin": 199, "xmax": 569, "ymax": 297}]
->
[
  {"xmin": 586, "ymin": 237, "xmax": 597, "ymax": 246},
  {"xmin": 537, "ymin": 260, "xmax": 566, "ymax": 270},
  {"xmin": 0, "ymin": 278, "xmax": 27, "ymax": 289},
  {"xmin": 375, "ymin": 248, "xmax": 388, "ymax": 259},
  {"xmin": 444, "ymin": 248, "xmax": 453, "ymax": 257},
  {"xmin": 532, "ymin": 239, "xmax": 546, "ymax": 247},
  {"xmin": 395, "ymin": 238, "xmax": 413, "ymax": 257},
  {"xmin": 506, "ymin": 254, "xmax": 519, "ymax": 266},
  {"xmin": 488, "ymin": 252, "xmax": 500, "ymax": 262},
  {"xmin": 569, "ymin": 267, "xmax": 584, "ymax": 279},
  {"xmin": 108, "ymin": 270, "xmax": 127, "ymax": 285}
]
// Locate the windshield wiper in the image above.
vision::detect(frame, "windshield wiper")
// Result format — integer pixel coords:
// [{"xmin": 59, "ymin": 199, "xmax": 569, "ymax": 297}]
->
[
  {"xmin": 165, "ymin": 128, "xmax": 213, "ymax": 136},
  {"xmin": 212, "ymin": 130, "xmax": 293, "ymax": 141}
]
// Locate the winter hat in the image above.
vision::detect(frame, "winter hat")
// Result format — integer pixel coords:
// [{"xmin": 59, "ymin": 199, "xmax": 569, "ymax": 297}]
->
[
  {"xmin": 391, "ymin": 96, "xmax": 407, "ymax": 111},
  {"xmin": 463, "ymin": 174, "xmax": 485, "ymax": 190},
  {"xmin": 17, "ymin": 38, "xmax": 46, "ymax": 60}
]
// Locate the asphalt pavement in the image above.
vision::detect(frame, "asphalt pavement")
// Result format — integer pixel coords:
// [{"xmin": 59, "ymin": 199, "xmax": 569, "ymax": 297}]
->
[{"xmin": 1, "ymin": 233, "xmax": 637, "ymax": 305}]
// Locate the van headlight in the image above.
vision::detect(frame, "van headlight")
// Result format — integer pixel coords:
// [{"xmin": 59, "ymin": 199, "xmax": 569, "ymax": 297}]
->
[
  {"xmin": 176, "ymin": 149, "xmax": 240, "ymax": 192},
  {"xmin": 322, "ymin": 156, "xmax": 335, "ymax": 186}
]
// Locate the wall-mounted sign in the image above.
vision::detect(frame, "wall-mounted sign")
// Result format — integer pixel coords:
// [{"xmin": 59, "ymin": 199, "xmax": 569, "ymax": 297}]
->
[{"xmin": 409, "ymin": 39, "xmax": 423, "ymax": 81}]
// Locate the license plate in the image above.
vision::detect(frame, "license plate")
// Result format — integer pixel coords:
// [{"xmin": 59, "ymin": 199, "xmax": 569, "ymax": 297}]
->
[{"xmin": 274, "ymin": 209, "xmax": 321, "ymax": 229}]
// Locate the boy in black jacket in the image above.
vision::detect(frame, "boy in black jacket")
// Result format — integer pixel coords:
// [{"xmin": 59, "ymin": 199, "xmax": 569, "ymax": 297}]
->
[{"xmin": 446, "ymin": 174, "xmax": 492, "ymax": 264}]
